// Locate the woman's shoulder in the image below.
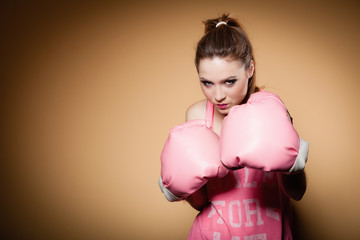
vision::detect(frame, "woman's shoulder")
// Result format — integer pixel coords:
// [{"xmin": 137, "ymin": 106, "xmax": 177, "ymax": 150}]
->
[{"xmin": 185, "ymin": 99, "xmax": 207, "ymax": 122}]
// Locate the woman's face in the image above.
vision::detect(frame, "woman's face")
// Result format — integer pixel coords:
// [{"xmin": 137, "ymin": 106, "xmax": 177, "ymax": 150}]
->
[{"xmin": 198, "ymin": 57, "xmax": 254, "ymax": 116}]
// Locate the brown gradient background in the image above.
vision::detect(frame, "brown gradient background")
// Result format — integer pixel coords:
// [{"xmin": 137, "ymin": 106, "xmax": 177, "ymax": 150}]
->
[{"xmin": 1, "ymin": 0, "xmax": 359, "ymax": 239}]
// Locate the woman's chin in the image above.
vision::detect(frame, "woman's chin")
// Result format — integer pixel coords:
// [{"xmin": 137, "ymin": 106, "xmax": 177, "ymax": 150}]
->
[{"xmin": 215, "ymin": 107, "xmax": 230, "ymax": 116}]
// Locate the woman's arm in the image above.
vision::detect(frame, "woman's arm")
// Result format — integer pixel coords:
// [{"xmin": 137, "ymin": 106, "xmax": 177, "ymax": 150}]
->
[
  {"xmin": 279, "ymin": 107, "xmax": 307, "ymax": 201},
  {"xmin": 186, "ymin": 185, "xmax": 209, "ymax": 211},
  {"xmin": 279, "ymin": 170, "xmax": 307, "ymax": 201},
  {"xmin": 185, "ymin": 100, "xmax": 210, "ymax": 210}
]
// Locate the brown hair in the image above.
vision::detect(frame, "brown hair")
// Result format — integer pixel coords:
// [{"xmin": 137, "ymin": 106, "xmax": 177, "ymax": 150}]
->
[{"xmin": 195, "ymin": 14, "xmax": 260, "ymax": 103}]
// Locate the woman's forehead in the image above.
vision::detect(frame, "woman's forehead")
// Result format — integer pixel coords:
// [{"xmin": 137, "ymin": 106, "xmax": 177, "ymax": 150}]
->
[{"xmin": 199, "ymin": 57, "xmax": 243, "ymax": 71}]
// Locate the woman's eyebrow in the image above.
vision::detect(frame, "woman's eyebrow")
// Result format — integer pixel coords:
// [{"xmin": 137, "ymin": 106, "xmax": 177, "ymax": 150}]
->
[{"xmin": 200, "ymin": 76, "xmax": 237, "ymax": 82}]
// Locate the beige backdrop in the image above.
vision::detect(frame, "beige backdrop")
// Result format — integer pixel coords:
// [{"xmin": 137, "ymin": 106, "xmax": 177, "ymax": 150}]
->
[{"xmin": 2, "ymin": 0, "xmax": 360, "ymax": 239}]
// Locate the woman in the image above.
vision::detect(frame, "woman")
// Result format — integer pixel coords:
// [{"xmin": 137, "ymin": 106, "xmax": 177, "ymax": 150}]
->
[{"xmin": 160, "ymin": 14, "xmax": 307, "ymax": 240}]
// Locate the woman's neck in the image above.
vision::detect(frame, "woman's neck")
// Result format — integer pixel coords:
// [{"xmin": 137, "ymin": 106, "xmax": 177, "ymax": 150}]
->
[{"xmin": 212, "ymin": 109, "xmax": 226, "ymax": 136}]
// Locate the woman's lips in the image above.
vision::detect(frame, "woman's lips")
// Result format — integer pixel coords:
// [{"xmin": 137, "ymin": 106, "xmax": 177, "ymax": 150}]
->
[{"xmin": 216, "ymin": 104, "xmax": 228, "ymax": 109}]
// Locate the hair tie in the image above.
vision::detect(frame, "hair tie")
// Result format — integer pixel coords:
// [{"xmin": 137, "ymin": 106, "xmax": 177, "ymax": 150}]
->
[{"xmin": 216, "ymin": 21, "xmax": 227, "ymax": 28}]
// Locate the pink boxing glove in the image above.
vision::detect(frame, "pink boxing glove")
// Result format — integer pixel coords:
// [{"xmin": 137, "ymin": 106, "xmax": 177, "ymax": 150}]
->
[
  {"xmin": 220, "ymin": 91, "xmax": 309, "ymax": 172},
  {"xmin": 159, "ymin": 120, "xmax": 229, "ymax": 202}
]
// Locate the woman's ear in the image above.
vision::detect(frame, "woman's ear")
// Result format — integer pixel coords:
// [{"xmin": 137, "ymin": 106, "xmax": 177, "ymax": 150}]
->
[{"xmin": 248, "ymin": 60, "xmax": 255, "ymax": 78}]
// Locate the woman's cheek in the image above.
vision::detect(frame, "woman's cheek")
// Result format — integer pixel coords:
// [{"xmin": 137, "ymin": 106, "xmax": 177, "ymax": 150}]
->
[{"xmin": 202, "ymin": 88, "xmax": 213, "ymax": 101}]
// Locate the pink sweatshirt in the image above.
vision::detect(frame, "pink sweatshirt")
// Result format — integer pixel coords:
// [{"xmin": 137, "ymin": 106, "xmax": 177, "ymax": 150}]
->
[{"xmin": 187, "ymin": 101, "xmax": 293, "ymax": 240}]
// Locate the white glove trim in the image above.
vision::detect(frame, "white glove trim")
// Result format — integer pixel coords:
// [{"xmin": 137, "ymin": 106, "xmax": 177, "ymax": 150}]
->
[
  {"xmin": 158, "ymin": 176, "xmax": 183, "ymax": 202},
  {"xmin": 289, "ymin": 137, "xmax": 309, "ymax": 172}
]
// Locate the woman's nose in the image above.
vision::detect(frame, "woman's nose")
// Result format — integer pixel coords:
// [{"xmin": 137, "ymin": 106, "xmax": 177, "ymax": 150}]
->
[{"xmin": 214, "ymin": 87, "xmax": 225, "ymax": 102}]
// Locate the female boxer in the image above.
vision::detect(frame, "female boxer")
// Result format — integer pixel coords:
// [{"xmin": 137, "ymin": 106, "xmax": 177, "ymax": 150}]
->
[{"xmin": 159, "ymin": 14, "xmax": 308, "ymax": 240}]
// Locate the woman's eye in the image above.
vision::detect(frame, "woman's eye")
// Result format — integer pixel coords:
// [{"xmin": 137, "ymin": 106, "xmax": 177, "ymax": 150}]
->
[
  {"xmin": 225, "ymin": 79, "xmax": 237, "ymax": 85},
  {"xmin": 201, "ymin": 81, "xmax": 213, "ymax": 86}
]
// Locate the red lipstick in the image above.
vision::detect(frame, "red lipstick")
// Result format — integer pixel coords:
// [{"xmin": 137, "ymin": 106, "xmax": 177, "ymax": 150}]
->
[{"xmin": 216, "ymin": 104, "xmax": 228, "ymax": 110}]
